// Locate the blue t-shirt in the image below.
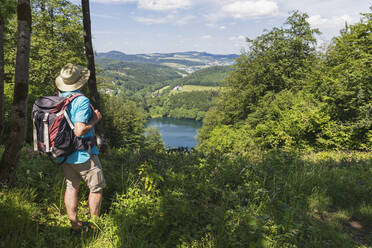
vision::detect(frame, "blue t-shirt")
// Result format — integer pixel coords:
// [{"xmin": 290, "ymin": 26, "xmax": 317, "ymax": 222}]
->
[{"xmin": 56, "ymin": 90, "xmax": 99, "ymax": 164}]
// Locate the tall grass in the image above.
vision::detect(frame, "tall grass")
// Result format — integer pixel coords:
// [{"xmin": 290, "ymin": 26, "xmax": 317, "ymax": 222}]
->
[{"xmin": 0, "ymin": 146, "xmax": 371, "ymax": 247}]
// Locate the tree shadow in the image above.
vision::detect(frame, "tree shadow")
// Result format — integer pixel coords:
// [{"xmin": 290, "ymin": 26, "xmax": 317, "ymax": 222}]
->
[
  {"xmin": 78, "ymin": 149, "xmax": 372, "ymax": 247},
  {"xmin": 0, "ymin": 193, "xmax": 104, "ymax": 248}
]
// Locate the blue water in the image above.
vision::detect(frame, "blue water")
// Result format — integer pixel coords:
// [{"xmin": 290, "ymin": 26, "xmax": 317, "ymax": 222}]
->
[{"xmin": 145, "ymin": 117, "xmax": 202, "ymax": 148}]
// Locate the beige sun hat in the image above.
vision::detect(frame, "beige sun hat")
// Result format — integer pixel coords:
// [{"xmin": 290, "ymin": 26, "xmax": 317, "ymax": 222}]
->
[{"xmin": 55, "ymin": 63, "xmax": 90, "ymax": 92}]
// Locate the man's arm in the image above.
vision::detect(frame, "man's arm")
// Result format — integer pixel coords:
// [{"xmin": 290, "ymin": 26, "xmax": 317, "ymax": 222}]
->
[{"xmin": 74, "ymin": 109, "xmax": 102, "ymax": 137}]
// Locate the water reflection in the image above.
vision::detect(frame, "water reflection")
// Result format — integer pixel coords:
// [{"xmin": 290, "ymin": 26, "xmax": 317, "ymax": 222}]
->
[{"xmin": 146, "ymin": 117, "xmax": 202, "ymax": 148}]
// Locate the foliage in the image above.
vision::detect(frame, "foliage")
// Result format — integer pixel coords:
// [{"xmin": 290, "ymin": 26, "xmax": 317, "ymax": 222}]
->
[
  {"xmin": 1, "ymin": 146, "xmax": 371, "ymax": 247},
  {"xmin": 143, "ymin": 126, "xmax": 165, "ymax": 152},
  {"xmin": 1, "ymin": 6, "xmax": 372, "ymax": 248},
  {"xmin": 101, "ymin": 94, "xmax": 145, "ymax": 149},
  {"xmin": 309, "ymin": 8, "xmax": 372, "ymax": 149},
  {"xmin": 3, "ymin": 0, "xmax": 85, "ymax": 142},
  {"xmin": 174, "ymin": 66, "xmax": 231, "ymax": 87},
  {"xmin": 0, "ymin": 0, "xmax": 17, "ymax": 26},
  {"xmin": 248, "ymin": 90, "xmax": 351, "ymax": 150},
  {"xmin": 26, "ymin": 0, "xmax": 86, "ymax": 98},
  {"xmin": 214, "ymin": 11, "xmax": 319, "ymax": 124},
  {"xmin": 200, "ymin": 9, "xmax": 372, "ymax": 152},
  {"xmin": 147, "ymin": 65, "xmax": 229, "ymax": 120},
  {"xmin": 97, "ymin": 60, "xmax": 230, "ymax": 121},
  {"xmin": 97, "ymin": 58, "xmax": 183, "ymax": 93},
  {"xmin": 150, "ymin": 90, "xmax": 218, "ymax": 120}
]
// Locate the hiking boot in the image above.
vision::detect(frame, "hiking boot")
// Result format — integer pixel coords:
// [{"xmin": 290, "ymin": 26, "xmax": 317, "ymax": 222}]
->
[{"xmin": 69, "ymin": 221, "xmax": 93, "ymax": 236}]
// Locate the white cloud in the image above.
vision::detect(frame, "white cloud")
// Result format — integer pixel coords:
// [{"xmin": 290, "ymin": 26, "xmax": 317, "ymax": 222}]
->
[
  {"xmin": 220, "ymin": 25, "xmax": 226, "ymax": 30},
  {"xmin": 204, "ymin": 12, "xmax": 225, "ymax": 23},
  {"xmin": 138, "ymin": 0, "xmax": 192, "ymax": 11},
  {"xmin": 202, "ymin": 35, "xmax": 212, "ymax": 39},
  {"xmin": 308, "ymin": 14, "xmax": 359, "ymax": 29},
  {"xmin": 91, "ymin": 0, "xmax": 193, "ymax": 10},
  {"xmin": 205, "ymin": 22, "xmax": 217, "ymax": 27},
  {"xmin": 229, "ymin": 35, "xmax": 246, "ymax": 41},
  {"xmin": 222, "ymin": 0, "xmax": 278, "ymax": 19},
  {"xmin": 91, "ymin": 0, "xmax": 136, "ymax": 3},
  {"xmin": 134, "ymin": 14, "xmax": 194, "ymax": 25},
  {"xmin": 229, "ymin": 35, "xmax": 247, "ymax": 49},
  {"xmin": 204, "ymin": 0, "xmax": 278, "ymax": 23},
  {"xmin": 91, "ymin": 13, "xmax": 119, "ymax": 19},
  {"xmin": 175, "ymin": 15, "xmax": 195, "ymax": 25},
  {"xmin": 134, "ymin": 15, "xmax": 173, "ymax": 24}
]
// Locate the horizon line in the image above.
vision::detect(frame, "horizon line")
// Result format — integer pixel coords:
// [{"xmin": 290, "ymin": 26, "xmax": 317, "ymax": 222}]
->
[{"xmin": 96, "ymin": 49, "xmax": 241, "ymax": 56}]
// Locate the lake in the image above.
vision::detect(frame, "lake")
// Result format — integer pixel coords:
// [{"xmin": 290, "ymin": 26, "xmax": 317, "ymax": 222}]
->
[{"xmin": 145, "ymin": 117, "xmax": 203, "ymax": 148}]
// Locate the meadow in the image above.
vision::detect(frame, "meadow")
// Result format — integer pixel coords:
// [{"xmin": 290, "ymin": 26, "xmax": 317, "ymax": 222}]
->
[
  {"xmin": 1, "ymin": 145, "xmax": 371, "ymax": 247},
  {"xmin": 169, "ymin": 85, "xmax": 220, "ymax": 95}
]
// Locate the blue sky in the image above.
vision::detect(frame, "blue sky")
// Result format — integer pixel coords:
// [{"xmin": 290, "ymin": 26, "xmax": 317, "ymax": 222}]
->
[{"xmin": 80, "ymin": 0, "xmax": 371, "ymax": 54}]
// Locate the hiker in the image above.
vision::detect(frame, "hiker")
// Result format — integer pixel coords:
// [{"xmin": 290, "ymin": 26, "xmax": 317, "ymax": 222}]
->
[{"xmin": 55, "ymin": 63, "xmax": 106, "ymax": 233}]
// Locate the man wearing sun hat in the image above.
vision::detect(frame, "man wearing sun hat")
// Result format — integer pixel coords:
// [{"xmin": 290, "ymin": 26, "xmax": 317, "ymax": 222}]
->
[{"xmin": 55, "ymin": 63, "xmax": 106, "ymax": 233}]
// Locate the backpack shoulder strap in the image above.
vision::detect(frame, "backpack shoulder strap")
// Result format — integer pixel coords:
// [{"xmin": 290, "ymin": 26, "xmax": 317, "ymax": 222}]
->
[
  {"xmin": 51, "ymin": 93, "xmax": 83, "ymax": 113},
  {"xmin": 62, "ymin": 93, "xmax": 84, "ymax": 107}
]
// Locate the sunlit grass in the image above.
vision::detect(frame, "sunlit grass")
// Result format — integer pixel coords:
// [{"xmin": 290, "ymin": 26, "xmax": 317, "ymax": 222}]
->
[
  {"xmin": 0, "ymin": 146, "xmax": 371, "ymax": 247},
  {"xmin": 170, "ymin": 85, "xmax": 220, "ymax": 94}
]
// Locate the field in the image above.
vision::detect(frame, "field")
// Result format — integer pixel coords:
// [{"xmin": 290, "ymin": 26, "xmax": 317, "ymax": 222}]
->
[
  {"xmin": 170, "ymin": 85, "xmax": 221, "ymax": 94},
  {"xmin": 152, "ymin": 85, "xmax": 170, "ymax": 96},
  {"xmin": 1, "ymin": 145, "xmax": 371, "ymax": 248},
  {"xmin": 160, "ymin": 62, "xmax": 187, "ymax": 69},
  {"xmin": 152, "ymin": 85, "xmax": 220, "ymax": 96}
]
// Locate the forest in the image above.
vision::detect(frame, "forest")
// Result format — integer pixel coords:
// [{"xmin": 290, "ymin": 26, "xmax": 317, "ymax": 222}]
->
[
  {"xmin": 0, "ymin": 0, "xmax": 371, "ymax": 247},
  {"xmin": 96, "ymin": 60, "xmax": 229, "ymax": 120},
  {"xmin": 146, "ymin": 66, "xmax": 226, "ymax": 120}
]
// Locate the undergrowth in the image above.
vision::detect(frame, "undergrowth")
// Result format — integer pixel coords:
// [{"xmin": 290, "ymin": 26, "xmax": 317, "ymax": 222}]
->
[{"xmin": 0, "ymin": 146, "xmax": 371, "ymax": 247}]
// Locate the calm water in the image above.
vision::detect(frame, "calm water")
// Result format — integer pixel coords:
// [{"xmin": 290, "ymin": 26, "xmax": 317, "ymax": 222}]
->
[{"xmin": 146, "ymin": 117, "xmax": 202, "ymax": 148}]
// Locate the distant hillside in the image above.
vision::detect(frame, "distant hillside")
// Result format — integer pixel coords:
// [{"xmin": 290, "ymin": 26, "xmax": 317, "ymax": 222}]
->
[
  {"xmin": 97, "ymin": 58, "xmax": 184, "ymax": 93},
  {"xmin": 149, "ymin": 66, "xmax": 229, "ymax": 120},
  {"xmin": 97, "ymin": 50, "xmax": 238, "ymax": 73},
  {"xmin": 175, "ymin": 66, "xmax": 231, "ymax": 86}
]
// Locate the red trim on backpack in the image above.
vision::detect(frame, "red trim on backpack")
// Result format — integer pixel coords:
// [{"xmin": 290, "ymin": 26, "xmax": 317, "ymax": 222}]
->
[
  {"xmin": 49, "ymin": 115, "xmax": 64, "ymax": 147},
  {"xmin": 49, "ymin": 94, "xmax": 83, "ymax": 146}
]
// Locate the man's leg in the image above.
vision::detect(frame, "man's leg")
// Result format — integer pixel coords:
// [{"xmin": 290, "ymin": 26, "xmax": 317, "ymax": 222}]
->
[
  {"xmin": 63, "ymin": 163, "xmax": 83, "ymax": 230},
  {"xmin": 85, "ymin": 155, "xmax": 105, "ymax": 219},
  {"xmin": 65, "ymin": 185, "xmax": 81, "ymax": 229},
  {"xmin": 88, "ymin": 190, "xmax": 103, "ymax": 217},
  {"xmin": 78, "ymin": 155, "xmax": 105, "ymax": 222}
]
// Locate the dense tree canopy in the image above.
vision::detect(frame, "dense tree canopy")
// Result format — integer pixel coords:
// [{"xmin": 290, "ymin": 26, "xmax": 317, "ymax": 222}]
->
[
  {"xmin": 199, "ymin": 9, "xmax": 372, "ymax": 153},
  {"xmin": 213, "ymin": 11, "xmax": 320, "ymax": 125},
  {"xmin": 101, "ymin": 95, "xmax": 145, "ymax": 149},
  {"xmin": 321, "ymin": 9, "xmax": 372, "ymax": 149},
  {"xmin": 29, "ymin": 0, "xmax": 85, "ymax": 97}
]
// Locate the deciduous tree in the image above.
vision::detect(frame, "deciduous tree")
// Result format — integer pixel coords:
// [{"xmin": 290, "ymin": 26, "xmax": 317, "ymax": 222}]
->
[
  {"xmin": 0, "ymin": 0, "xmax": 31, "ymax": 179},
  {"xmin": 82, "ymin": 0, "xmax": 105, "ymax": 148},
  {"xmin": 0, "ymin": 0, "xmax": 17, "ymax": 143}
]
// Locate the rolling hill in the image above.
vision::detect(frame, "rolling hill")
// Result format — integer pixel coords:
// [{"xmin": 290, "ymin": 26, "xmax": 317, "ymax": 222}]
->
[
  {"xmin": 97, "ymin": 50, "xmax": 238, "ymax": 73},
  {"xmin": 97, "ymin": 58, "xmax": 184, "ymax": 94},
  {"xmin": 174, "ymin": 66, "xmax": 232, "ymax": 86}
]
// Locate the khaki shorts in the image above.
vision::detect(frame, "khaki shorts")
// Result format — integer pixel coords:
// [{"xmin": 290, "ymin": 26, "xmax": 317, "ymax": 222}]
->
[{"xmin": 63, "ymin": 155, "xmax": 106, "ymax": 192}]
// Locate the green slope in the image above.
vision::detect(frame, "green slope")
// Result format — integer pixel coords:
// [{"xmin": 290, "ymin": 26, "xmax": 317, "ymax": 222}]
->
[
  {"xmin": 97, "ymin": 58, "xmax": 185, "ymax": 92},
  {"xmin": 174, "ymin": 66, "xmax": 232, "ymax": 86}
]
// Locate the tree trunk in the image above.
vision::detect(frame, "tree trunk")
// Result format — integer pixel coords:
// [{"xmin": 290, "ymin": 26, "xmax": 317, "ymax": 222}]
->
[
  {"xmin": 81, "ymin": 0, "xmax": 105, "ymax": 148},
  {"xmin": 0, "ymin": 14, "xmax": 4, "ymax": 143},
  {"xmin": 0, "ymin": 0, "xmax": 31, "ymax": 179}
]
